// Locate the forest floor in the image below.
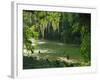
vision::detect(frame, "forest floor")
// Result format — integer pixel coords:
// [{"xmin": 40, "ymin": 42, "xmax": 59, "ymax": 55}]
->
[{"xmin": 23, "ymin": 40, "xmax": 85, "ymax": 69}]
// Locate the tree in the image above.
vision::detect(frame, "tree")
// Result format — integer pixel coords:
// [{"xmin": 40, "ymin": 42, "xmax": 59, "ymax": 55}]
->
[
  {"xmin": 65, "ymin": 13, "xmax": 91, "ymax": 62},
  {"xmin": 79, "ymin": 14, "xmax": 91, "ymax": 62},
  {"xmin": 23, "ymin": 10, "xmax": 91, "ymax": 63}
]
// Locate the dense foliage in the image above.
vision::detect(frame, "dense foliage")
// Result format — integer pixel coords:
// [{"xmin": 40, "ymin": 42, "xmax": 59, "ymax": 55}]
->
[{"xmin": 23, "ymin": 10, "xmax": 91, "ymax": 66}]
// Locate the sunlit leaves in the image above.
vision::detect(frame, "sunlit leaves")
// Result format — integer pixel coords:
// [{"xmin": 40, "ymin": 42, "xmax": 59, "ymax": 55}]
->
[
  {"xmin": 32, "ymin": 11, "xmax": 61, "ymax": 37},
  {"xmin": 23, "ymin": 25, "xmax": 39, "ymax": 54},
  {"xmin": 80, "ymin": 26, "xmax": 91, "ymax": 62},
  {"xmin": 23, "ymin": 10, "xmax": 91, "ymax": 63}
]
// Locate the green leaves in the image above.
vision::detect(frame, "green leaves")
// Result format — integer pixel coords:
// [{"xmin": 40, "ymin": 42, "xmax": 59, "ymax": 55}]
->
[
  {"xmin": 38, "ymin": 12, "xmax": 61, "ymax": 37},
  {"xmin": 72, "ymin": 22, "xmax": 79, "ymax": 33},
  {"xmin": 80, "ymin": 26, "xmax": 91, "ymax": 62},
  {"xmin": 23, "ymin": 10, "xmax": 91, "ymax": 63},
  {"xmin": 23, "ymin": 25, "xmax": 39, "ymax": 54}
]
